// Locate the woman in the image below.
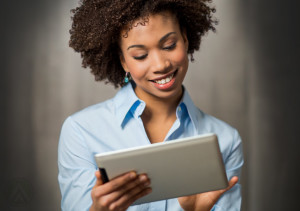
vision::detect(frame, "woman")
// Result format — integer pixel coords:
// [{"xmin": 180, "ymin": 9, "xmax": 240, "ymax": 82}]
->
[{"xmin": 58, "ymin": 0, "xmax": 244, "ymax": 210}]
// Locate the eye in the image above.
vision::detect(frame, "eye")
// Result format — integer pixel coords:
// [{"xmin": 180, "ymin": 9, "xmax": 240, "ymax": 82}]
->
[
  {"xmin": 133, "ymin": 54, "xmax": 148, "ymax": 60},
  {"xmin": 163, "ymin": 42, "xmax": 176, "ymax": 50}
]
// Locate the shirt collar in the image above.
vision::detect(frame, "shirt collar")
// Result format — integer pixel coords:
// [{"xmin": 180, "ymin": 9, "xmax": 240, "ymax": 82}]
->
[
  {"xmin": 179, "ymin": 86, "xmax": 201, "ymax": 131},
  {"xmin": 113, "ymin": 82, "xmax": 145, "ymax": 127},
  {"xmin": 114, "ymin": 83, "xmax": 200, "ymax": 129}
]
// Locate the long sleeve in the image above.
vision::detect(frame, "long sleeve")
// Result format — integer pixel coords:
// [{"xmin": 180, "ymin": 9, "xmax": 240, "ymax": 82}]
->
[
  {"xmin": 58, "ymin": 116, "xmax": 97, "ymax": 211},
  {"xmin": 57, "ymin": 85, "xmax": 244, "ymax": 211},
  {"xmin": 212, "ymin": 130, "xmax": 244, "ymax": 211}
]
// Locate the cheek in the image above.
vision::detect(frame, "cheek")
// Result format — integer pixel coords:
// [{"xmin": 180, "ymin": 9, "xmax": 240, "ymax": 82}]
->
[
  {"xmin": 171, "ymin": 49, "xmax": 188, "ymax": 67},
  {"xmin": 125, "ymin": 59, "xmax": 148, "ymax": 80}
]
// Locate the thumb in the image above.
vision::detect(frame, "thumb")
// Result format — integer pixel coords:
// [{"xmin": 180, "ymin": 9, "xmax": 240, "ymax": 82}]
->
[
  {"xmin": 94, "ymin": 170, "xmax": 103, "ymax": 186},
  {"xmin": 220, "ymin": 176, "xmax": 239, "ymax": 194}
]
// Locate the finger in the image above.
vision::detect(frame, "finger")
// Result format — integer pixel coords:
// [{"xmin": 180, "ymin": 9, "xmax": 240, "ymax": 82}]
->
[
  {"xmin": 96, "ymin": 171, "xmax": 137, "ymax": 196},
  {"xmin": 226, "ymin": 176, "xmax": 239, "ymax": 191},
  {"xmin": 218, "ymin": 176, "xmax": 239, "ymax": 195},
  {"xmin": 109, "ymin": 174, "xmax": 150, "ymax": 200},
  {"xmin": 109, "ymin": 181, "xmax": 152, "ymax": 210},
  {"xmin": 95, "ymin": 170, "xmax": 103, "ymax": 186},
  {"xmin": 100, "ymin": 174, "xmax": 150, "ymax": 208},
  {"xmin": 120, "ymin": 187, "xmax": 152, "ymax": 210}
]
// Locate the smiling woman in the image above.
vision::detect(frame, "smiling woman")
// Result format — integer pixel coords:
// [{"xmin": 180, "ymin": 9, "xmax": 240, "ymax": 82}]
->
[
  {"xmin": 58, "ymin": 1, "xmax": 244, "ymax": 211},
  {"xmin": 69, "ymin": 0, "xmax": 216, "ymax": 88},
  {"xmin": 119, "ymin": 12, "xmax": 189, "ymax": 104}
]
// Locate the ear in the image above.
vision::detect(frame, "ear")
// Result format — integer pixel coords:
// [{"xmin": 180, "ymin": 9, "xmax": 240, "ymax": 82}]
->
[
  {"xmin": 119, "ymin": 53, "xmax": 129, "ymax": 73},
  {"xmin": 181, "ymin": 29, "xmax": 189, "ymax": 52}
]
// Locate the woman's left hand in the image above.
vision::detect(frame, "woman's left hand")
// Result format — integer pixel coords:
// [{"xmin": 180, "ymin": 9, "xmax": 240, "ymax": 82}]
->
[{"xmin": 178, "ymin": 176, "xmax": 238, "ymax": 211}]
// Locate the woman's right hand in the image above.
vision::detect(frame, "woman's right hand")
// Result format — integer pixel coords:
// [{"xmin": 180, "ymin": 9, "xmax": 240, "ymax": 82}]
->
[{"xmin": 89, "ymin": 170, "xmax": 152, "ymax": 211}]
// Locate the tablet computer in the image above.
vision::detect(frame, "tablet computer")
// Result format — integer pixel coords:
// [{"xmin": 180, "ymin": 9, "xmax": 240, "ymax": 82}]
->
[{"xmin": 94, "ymin": 133, "xmax": 228, "ymax": 205}]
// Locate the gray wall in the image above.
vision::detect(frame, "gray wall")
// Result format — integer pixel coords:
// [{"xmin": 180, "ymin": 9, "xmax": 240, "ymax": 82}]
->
[
  {"xmin": 245, "ymin": 1, "xmax": 300, "ymax": 210},
  {"xmin": 1, "ymin": 0, "xmax": 299, "ymax": 210}
]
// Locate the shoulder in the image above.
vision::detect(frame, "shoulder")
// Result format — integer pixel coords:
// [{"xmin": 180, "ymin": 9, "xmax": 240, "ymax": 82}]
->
[
  {"xmin": 72, "ymin": 98, "xmax": 115, "ymax": 122},
  {"xmin": 201, "ymin": 109, "xmax": 236, "ymax": 134},
  {"xmin": 182, "ymin": 88, "xmax": 238, "ymax": 141},
  {"xmin": 194, "ymin": 108, "xmax": 242, "ymax": 161},
  {"xmin": 66, "ymin": 83, "xmax": 136, "ymax": 127},
  {"xmin": 61, "ymin": 97, "xmax": 117, "ymax": 135},
  {"xmin": 193, "ymin": 108, "xmax": 237, "ymax": 137}
]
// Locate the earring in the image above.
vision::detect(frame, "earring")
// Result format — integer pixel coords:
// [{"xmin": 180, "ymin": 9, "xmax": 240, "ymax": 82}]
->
[{"xmin": 124, "ymin": 72, "xmax": 129, "ymax": 83}]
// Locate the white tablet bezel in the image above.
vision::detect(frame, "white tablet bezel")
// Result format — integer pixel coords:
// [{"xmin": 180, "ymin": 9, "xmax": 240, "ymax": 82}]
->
[{"xmin": 94, "ymin": 133, "xmax": 228, "ymax": 205}]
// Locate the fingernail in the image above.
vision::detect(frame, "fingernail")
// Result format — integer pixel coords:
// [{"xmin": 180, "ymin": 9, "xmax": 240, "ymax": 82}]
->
[
  {"xmin": 139, "ymin": 175, "xmax": 147, "ymax": 182},
  {"xmin": 129, "ymin": 172, "xmax": 136, "ymax": 179}
]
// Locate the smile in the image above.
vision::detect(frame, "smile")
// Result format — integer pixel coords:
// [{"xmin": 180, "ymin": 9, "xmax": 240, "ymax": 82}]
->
[
  {"xmin": 151, "ymin": 69, "xmax": 178, "ymax": 84},
  {"xmin": 154, "ymin": 73, "xmax": 174, "ymax": 84},
  {"xmin": 150, "ymin": 69, "xmax": 178, "ymax": 90}
]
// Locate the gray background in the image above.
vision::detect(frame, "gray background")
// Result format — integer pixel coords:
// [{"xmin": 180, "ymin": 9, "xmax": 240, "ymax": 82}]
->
[{"xmin": 1, "ymin": 0, "xmax": 299, "ymax": 210}]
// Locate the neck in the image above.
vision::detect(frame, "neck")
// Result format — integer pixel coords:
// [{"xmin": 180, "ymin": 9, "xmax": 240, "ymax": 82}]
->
[
  {"xmin": 135, "ymin": 88, "xmax": 183, "ymax": 120},
  {"xmin": 133, "ymin": 85, "xmax": 184, "ymax": 143}
]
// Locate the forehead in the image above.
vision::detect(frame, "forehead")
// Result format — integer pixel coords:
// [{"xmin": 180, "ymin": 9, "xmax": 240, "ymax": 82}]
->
[{"xmin": 120, "ymin": 12, "xmax": 180, "ymax": 46}]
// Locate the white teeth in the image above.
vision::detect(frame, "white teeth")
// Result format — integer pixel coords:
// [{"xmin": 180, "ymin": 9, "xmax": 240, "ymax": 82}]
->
[{"xmin": 154, "ymin": 73, "xmax": 174, "ymax": 84}]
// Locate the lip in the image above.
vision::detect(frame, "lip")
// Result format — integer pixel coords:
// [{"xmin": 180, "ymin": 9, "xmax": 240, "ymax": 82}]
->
[
  {"xmin": 150, "ymin": 69, "xmax": 178, "ymax": 90},
  {"xmin": 149, "ymin": 69, "xmax": 177, "ymax": 81}
]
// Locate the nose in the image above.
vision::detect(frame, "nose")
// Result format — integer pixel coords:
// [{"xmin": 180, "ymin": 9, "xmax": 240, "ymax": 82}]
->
[{"xmin": 150, "ymin": 50, "xmax": 171, "ymax": 73}]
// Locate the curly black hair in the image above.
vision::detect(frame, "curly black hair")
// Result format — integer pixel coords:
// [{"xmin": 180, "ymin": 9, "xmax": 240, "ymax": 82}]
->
[{"xmin": 69, "ymin": 0, "xmax": 217, "ymax": 87}]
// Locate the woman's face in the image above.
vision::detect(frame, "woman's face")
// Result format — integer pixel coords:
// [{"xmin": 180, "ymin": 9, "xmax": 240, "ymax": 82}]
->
[{"xmin": 119, "ymin": 11, "xmax": 189, "ymax": 102}]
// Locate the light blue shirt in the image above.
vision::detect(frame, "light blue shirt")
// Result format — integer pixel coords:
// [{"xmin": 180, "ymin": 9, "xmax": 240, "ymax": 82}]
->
[{"xmin": 58, "ymin": 82, "xmax": 244, "ymax": 211}]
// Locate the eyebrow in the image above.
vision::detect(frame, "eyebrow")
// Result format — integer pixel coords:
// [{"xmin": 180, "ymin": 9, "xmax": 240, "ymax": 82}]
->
[{"xmin": 127, "ymin": 32, "xmax": 176, "ymax": 50}]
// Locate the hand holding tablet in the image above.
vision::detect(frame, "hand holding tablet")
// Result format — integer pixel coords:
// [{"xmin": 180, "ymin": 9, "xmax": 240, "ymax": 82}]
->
[
  {"xmin": 178, "ymin": 176, "xmax": 239, "ymax": 211},
  {"xmin": 90, "ymin": 171, "xmax": 152, "ymax": 211},
  {"xmin": 94, "ymin": 133, "xmax": 229, "ymax": 206}
]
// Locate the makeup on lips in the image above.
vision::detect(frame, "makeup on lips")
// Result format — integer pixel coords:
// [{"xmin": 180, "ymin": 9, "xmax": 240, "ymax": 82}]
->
[{"xmin": 150, "ymin": 69, "xmax": 178, "ymax": 90}]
